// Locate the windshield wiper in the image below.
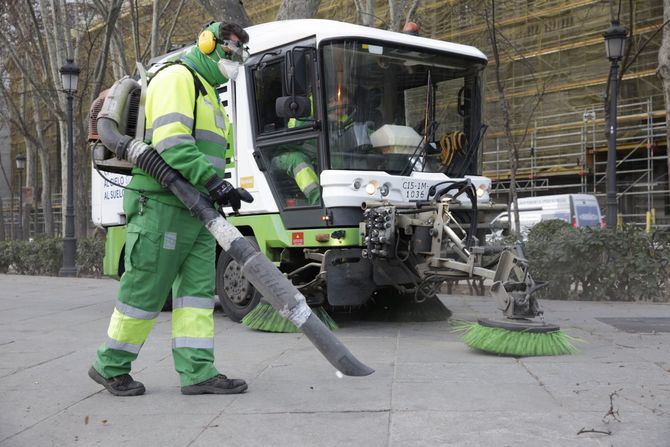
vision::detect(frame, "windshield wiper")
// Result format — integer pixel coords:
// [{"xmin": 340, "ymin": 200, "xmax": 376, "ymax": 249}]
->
[{"xmin": 400, "ymin": 69, "xmax": 436, "ymax": 176}]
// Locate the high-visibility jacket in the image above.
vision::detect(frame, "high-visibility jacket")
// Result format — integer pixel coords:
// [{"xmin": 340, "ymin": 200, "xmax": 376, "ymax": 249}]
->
[{"xmin": 129, "ymin": 64, "xmax": 232, "ymax": 208}]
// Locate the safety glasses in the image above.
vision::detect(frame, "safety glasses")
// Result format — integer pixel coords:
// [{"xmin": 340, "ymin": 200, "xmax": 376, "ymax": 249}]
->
[{"xmin": 218, "ymin": 39, "xmax": 250, "ymax": 63}]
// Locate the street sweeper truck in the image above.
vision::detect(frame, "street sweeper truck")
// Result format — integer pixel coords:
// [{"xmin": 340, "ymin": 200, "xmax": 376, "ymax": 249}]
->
[{"xmin": 90, "ymin": 19, "xmax": 574, "ymax": 356}]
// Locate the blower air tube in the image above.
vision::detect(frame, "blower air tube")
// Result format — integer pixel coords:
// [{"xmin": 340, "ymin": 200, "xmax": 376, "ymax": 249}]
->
[{"xmin": 96, "ymin": 108, "xmax": 373, "ymax": 377}]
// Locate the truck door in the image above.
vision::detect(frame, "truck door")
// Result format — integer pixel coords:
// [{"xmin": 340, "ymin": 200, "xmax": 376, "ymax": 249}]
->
[{"xmin": 246, "ymin": 39, "xmax": 330, "ymax": 229}]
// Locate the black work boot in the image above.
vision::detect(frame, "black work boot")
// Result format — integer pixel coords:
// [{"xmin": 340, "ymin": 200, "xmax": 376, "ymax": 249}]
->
[
  {"xmin": 88, "ymin": 367, "xmax": 146, "ymax": 396},
  {"xmin": 181, "ymin": 374, "xmax": 248, "ymax": 395}
]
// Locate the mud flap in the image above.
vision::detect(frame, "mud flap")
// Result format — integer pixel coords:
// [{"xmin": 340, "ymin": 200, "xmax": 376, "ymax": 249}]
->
[{"xmin": 325, "ymin": 249, "xmax": 375, "ymax": 306}]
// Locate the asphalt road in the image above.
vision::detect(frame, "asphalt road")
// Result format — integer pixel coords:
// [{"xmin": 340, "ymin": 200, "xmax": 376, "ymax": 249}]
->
[{"xmin": 0, "ymin": 274, "xmax": 668, "ymax": 446}]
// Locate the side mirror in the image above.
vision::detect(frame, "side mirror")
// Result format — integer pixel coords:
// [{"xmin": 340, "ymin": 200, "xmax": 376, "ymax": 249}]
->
[
  {"xmin": 276, "ymin": 95, "xmax": 311, "ymax": 119},
  {"xmin": 284, "ymin": 48, "xmax": 310, "ymax": 95}
]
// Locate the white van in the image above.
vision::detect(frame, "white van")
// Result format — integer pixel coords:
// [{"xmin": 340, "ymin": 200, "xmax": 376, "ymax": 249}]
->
[{"xmin": 490, "ymin": 194, "xmax": 603, "ymax": 238}]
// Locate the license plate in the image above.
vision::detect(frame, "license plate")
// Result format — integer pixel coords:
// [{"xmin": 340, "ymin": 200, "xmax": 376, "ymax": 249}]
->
[{"xmin": 401, "ymin": 179, "xmax": 429, "ymax": 201}]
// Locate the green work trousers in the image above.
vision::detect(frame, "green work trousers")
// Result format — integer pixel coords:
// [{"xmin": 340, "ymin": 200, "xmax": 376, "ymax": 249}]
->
[
  {"xmin": 93, "ymin": 190, "xmax": 219, "ymax": 386},
  {"xmin": 272, "ymin": 148, "xmax": 320, "ymax": 205}
]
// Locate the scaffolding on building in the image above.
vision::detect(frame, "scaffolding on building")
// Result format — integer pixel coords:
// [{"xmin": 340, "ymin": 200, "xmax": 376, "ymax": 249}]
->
[{"xmin": 483, "ymin": 97, "xmax": 668, "ymax": 227}]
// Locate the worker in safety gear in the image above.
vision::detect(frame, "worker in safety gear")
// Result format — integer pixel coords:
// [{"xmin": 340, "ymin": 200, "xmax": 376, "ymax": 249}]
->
[
  {"xmin": 270, "ymin": 90, "xmax": 354, "ymax": 206},
  {"xmin": 272, "ymin": 96, "xmax": 320, "ymax": 205},
  {"xmin": 89, "ymin": 22, "xmax": 252, "ymax": 396}
]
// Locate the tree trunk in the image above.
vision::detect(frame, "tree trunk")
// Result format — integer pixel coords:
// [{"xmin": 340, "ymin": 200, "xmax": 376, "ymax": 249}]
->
[
  {"xmin": 75, "ymin": 122, "xmax": 89, "ymax": 238},
  {"xmin": 276, "ymin": 0, "xmax": 321, "ymax": 20},
  {"xmin": 353, "ymin": 0, "xmax": 375, "ymax": 26},
  {"xmin": 0, "ymin": 197, "xmax": 5, "ymax": 241},
  {"xmin": 659, "ymin": 0, "xmax": 670, "ymax": 196},
  {"xmin": 196, "ymin": 0, "xmax": 252, "ymax": 27},
  {"xmin": 485, "ymin": 0, "xmax": 520, "ymax": 234},
  {"xmin": 111, "ymin": 33, "xmax": 127, "ymax": 79},
  {"xmin": 38, "ymin": 149, "xmax": 53, "ymax": 237},
  {"xmin": 19, "ymin": 79, "xmax": 30, "ymax": 240},
  {"xmin": 23, "ymin": 140, "xmax": 36, "ymax": 239},
  {"xmin": 388, "ymin": 0, "xmax": 402, "ymax": 31},
  {"xmin": 151, "ymin": 0, "xmax": 160, "ymax": 59},
  {"xmin": 388, "ymin": 0, "xmax": 420, "ymax": 32},
  {"xmin": 37, "ymin": 0, "xmax": 69, "ymax": 236}
]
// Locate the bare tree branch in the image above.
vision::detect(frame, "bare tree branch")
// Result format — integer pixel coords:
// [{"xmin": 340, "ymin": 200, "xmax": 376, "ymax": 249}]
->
[
  {"xmin": 405, "ymin": 0, "xmax": 421, "ymax": 24},
  {"xmin": 162, "ymin": 0, "xmax": 188, "ymax": 54},
  {"xmin": 91, "ymin": 0, "xmax": 124, "ymax": 101},
  {"xmin": 129, "ymin": 0, "xmax": 142, "ymax": 63}
]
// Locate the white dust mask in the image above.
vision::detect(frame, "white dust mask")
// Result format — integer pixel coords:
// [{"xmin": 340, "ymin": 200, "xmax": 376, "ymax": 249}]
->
[{"xmin": 218, "ymin": 58, "xmax": 240, "ymax": 81}]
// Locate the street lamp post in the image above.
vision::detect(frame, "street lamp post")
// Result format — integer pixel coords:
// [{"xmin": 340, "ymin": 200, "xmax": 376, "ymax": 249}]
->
[
  {"xmin": 603, "ymin": 20, "xmax": 627, "ymax": 228},
  {"xmin": 15, "ymin": 154, "xmax": 26, "ymax": 240},
  {"xmin": 59, "ymin": 59, "xmax": 80, "ymax": 277}
]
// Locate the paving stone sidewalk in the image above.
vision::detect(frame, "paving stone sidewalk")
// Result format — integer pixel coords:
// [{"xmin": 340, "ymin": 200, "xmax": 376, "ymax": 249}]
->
[{"xmin": 0, "ymin": 274, "xmax": 668, "ymax": 446}]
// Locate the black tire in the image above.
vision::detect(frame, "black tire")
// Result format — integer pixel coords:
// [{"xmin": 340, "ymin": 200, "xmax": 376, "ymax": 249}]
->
[{"xmin": 215, "ymin": 236, "xmax": 262, "ymax": 322}]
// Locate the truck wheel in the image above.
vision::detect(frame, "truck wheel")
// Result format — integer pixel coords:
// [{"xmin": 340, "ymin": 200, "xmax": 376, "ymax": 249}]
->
[{"xmin": 215, "ymin": 236, "xmax": 262, "ymax": 322}]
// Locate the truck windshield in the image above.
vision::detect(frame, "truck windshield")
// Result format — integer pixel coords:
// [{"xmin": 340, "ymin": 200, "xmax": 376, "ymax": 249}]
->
[{"xmin": 322, "ymin": 41, "xmax": 484, "ymax": 175}]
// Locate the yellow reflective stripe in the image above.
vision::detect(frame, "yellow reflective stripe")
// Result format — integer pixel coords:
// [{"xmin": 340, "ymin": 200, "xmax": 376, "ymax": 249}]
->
[
  {"xmin": 294, "ymin": 165, "xmax": 319, "ymax": 191},
  {"xmin": 107, "ymin": 308, "xmax": 155, "ymax": 346},
  {"xmin": 172, "ymin": 308, "xmax": 214, "ymax": 339}
]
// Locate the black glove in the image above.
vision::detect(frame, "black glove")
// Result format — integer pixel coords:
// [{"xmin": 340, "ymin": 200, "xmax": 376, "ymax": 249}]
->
[{"xmin": 204, "ymin": 175, "xmax": 254, "ymax": 213}]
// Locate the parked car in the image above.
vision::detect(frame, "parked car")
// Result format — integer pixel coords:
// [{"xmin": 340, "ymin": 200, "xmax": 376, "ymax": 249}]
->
[{"xmin": 489, "ymin": 194, "xmax": 603, "ymax": 240}]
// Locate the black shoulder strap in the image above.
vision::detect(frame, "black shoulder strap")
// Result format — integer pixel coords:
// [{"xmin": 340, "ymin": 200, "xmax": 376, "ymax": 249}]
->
[{"xmin": 151, "ymin": 61, "xmax": 206, "ymax": 137}]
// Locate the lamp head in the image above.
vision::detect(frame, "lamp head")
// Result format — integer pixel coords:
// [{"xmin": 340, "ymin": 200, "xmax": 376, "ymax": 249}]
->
[
  {"xmin": 604, "ymin": 20, "xmax": 627, "ymax": 61},
  {"xmin": 15, "ymin": 154, "xmax": 26, "ymax": 171},
  {"xmin": 59, "ymin": 59, "xmax": 80, "ymax": 93}
]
